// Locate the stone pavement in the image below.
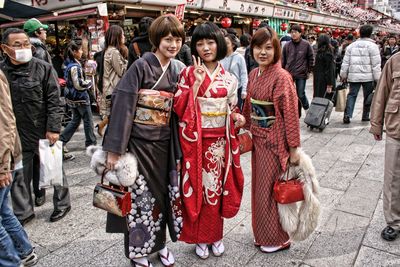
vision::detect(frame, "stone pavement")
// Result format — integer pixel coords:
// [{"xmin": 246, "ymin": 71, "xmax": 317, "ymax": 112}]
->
[{"xmin": 23, "ymin": 83, "xmax": 399, "ymax": 267}]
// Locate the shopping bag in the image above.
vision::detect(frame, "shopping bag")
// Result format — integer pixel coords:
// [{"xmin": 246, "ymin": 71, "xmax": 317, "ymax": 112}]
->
[
  {"xmin": 39, "ymin": 139, "xmax": 63, "ymax": 189},
  {"xmin": 335, "ymin": 86, "xmax": 349, "ymax": 112}
]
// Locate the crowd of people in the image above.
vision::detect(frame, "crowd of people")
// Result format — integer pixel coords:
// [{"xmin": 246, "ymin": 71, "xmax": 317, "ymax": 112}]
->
[{"xmin": 0, "ymin": 14, "xmax": 399, "ymax": 267}]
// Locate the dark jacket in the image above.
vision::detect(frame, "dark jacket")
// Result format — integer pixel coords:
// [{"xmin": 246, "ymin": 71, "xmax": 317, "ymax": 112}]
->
[
  {"xmin": 64, "ymin": 58, "xmax": 91, "ymax": 105},
  {"xmin": 282, "ymin": 39, "xmax": 314, "ymax": 79},
  {"xmin": 175, "ymin": 44, "xmax": 192, "ymax": 66},
  {"xmin": 0, "ymin": 57, "xmax": 61, "ymax": 152},
  {"xmin": 313, "ymin": 50, "xmax": 336, "ymax": 98},
  {"xmin": 381, "ymin": 45, "xmax": 399, "ymax": 68},
  {"xmin": 30, "ymin": 37, "xmax": 52, "ymax": 64},
  {"xmin": 244, "ymin": 46, "xmax": 258, "ymax": 74},
  {"xmin": 127, "ymin": 35, "xmax": 152, "ymax": 69}
]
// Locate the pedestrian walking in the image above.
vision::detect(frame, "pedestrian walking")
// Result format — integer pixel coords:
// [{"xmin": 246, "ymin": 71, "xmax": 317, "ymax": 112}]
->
[
  {"xmin": 102, "ymin": 15, "xmax": 186, "ymax": 267},
  {"xmin": 174, "ymin": 21, "xmax": 245, "ymax": 260},
  {"xmin": 242, "ymin": 26, "xmax": 301, "ymax": 253},
  {"xmin": 60, "ymin": 41, "xmax": 97, "ymax": 150},
  {"xmin": 23, "ymin": 18, "xmax": 52, "ymax": 64},
  {"xmin": 221, "ymin": 33, "xmax": 248, "ymax": 110},
  {"xmin": 370, "ymin": 52, "xmax": 400, "ymax": 241},
  {"xmin": 127, "ymin": 17, "xmax": 154, "ymax": 68},
  {"xmin": 0, "ymin": 69, "xmax": 38, "ymax": 267},
  {"xmin": 381, "ymin": 34, "xmax": 398, "ymax": 68},
  {"xmin": 0, "ymin": 28, "xmax": 71, "ymax": 224},
  {"xmin": 313, "ymin": 34, "xmax": 336, "ymax": 98},
  {"xmin": 97, "ymin": 25, "xmax": 128, "ymax": 137},
  {"xmin": 340, "ymin": 24, "xmax": 381, "ymax": 123},
  {"xmin": 282, "ymin": 24, "xmax": 314, "ymax": 117}
]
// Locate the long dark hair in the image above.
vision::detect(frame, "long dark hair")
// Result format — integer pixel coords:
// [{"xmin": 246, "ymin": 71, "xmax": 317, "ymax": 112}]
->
[
  {"xmin": 64, "ymin": 41, "xmax": 81, "ymax": 62},
  {"xmin": 317, "ymin": 34, "xmax": 333, "ymax": 54},
  {"xmin": 104, "ymin": 25, "xmax": 127, "ymax": 59},
  {"xmin": 190, "ymin": 22, "xmax": 227, "ymax": 61}
]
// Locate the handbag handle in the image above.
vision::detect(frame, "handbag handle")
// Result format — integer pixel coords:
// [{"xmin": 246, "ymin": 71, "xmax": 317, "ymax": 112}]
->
[{"xmin": 100, "ymin": 168, "xmax": 125, "ymax": 191}]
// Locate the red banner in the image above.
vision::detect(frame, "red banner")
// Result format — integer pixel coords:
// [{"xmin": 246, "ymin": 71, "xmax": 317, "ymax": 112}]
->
[{"xmin": 175, "ymin": 4, "xmax": 186, "ymax": 21}]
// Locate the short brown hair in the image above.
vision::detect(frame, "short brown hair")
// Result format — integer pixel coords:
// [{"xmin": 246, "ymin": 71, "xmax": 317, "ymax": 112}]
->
[
  {"xmin": 148, "ymin": 15, "xmax": 185, "ymax": 49},
  {"xmin": 250, "ymin": 26, "xmax": 281, "ymax": 65}
]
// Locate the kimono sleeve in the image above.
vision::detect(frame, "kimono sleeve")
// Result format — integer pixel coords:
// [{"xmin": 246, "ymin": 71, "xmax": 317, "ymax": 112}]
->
[
  {"xmin": 243, "ymin": 70, "xmax": 256, "ymax": 130},
  {"xmin": 102, "ymin": 63, "xmax": 141, "ymax": 155},
  {"xmin": 174, "ymin": 67, "xmax": 196, "ymax": 132},
  {"xmin": 227, "ymin": 74, "xmax": 238, "ymax": 110},
  {"xmin": 276, "ymin": 72, "xmax": 301, "ymax": 148}
]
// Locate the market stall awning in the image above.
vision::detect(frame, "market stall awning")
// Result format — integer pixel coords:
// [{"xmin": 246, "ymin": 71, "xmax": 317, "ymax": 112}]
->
[
  {"xmin": 0, "ymin": 8, "xmax": 97, "ymax": 28},
  {"xmin": 0, "ymin": 0, "xmax": 50, "ymax": 23}
]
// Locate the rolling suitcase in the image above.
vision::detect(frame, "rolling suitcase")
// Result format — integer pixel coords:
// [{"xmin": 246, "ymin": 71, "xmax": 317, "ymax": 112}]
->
[{"xmin": 304, "ymin": 94, "xmax": 334, "ymax": 132}]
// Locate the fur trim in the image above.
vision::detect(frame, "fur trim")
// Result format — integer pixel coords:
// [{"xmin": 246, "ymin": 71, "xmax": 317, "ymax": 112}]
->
[
  {"xmin": 87, "ymin": 145, "xmax": 139, "ymax": 187},
  {"xmin": 277, "ymin": 149, "xmax": 320, "ymax": 241}
]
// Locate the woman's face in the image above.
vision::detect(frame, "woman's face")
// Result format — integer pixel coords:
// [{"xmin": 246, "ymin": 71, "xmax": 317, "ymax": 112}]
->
[
  {"xmin": 196, "ymin": 38, "xmax": 217, "ymax": 63},
  {"xmin": 158, "ymin": 33, "xmax": 182, "ymax": 59},
  {"xmin": 225, "ymin": 37, "xmax": 233, "ymax": 54},
  {"xmin": 253, "ymin": 40, "xmax": 274, "ymax": 68}
]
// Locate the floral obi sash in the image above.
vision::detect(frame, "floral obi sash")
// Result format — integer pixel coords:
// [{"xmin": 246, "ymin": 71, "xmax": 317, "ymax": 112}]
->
[
  {"xmin": 134, "ymin": 89, "xmax": 174, "ymax": 126},
  {"xmin": 197, "ymin": 97, "xmax": 228, "ymax": 128},
  {"xmin": 250, "ymin": 98, "xmax": 276, "ymax": 128}
]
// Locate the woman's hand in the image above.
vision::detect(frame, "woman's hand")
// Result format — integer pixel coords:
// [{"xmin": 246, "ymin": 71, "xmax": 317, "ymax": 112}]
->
[
  {"xmin": 232, "ymin": 112, "xmax": 245, "ymax": 128},
  {"xmin": 106, "ymin": 152, "xmax": 121, "ymax": 171},
  {"xmin": 241, "ymin": 92, "xmax": 247, "ymax": 100},
  {"xmin": 192, "ymin": 55, "xmax": 206, "ymax": 85},
  {"xmin": 289, "ymin": 147, "xmax": 300, "ymax": 165}
]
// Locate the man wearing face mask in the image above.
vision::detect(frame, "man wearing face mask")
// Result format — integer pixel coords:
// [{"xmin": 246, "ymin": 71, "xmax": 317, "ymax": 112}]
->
[
  {"xmin": 23, "ymin": 18, "xmax": 52, "ymax": 64},
  {"xmin": 0, "ymin": 28, "xmax": 71, "ymax": 224}
]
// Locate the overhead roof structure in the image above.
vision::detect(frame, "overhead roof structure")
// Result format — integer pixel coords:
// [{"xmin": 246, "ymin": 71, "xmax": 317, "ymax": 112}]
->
[{"xmin": 0, "ymin": 0, "xmax": 50, "ymax": 24}]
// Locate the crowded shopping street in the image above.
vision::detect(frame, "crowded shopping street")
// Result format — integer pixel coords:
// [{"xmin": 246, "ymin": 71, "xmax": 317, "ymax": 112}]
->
[{"xmin": 1, "ymin": 0, "xmax": 400, "ymax": 266}]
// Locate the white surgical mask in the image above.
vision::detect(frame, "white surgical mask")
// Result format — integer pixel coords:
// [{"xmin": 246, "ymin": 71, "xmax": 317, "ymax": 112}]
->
[{"xmin": 14, "ymin": 48, "xmax": 32, "ymax": 63}]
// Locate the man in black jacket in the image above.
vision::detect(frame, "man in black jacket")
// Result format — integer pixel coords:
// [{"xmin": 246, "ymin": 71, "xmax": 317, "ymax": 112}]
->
[
  {"xmin": 0, "ymin": 28, "xmax": 71, "ymax": 224},
  {"xmin": 282, "ymin": 24, "xmax": 314, "ymax": 115},
  {"xmin": 23, "ymin": 18, "xmax": 52, "ymax": 64},
  {"xmin": 127, "ymin": 17, "xmax": 154, "ymax": 68}
]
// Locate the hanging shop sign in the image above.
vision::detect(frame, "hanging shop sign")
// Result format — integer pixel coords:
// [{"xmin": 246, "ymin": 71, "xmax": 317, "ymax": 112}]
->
[
  {"xmin": 273, "ymin": 7, "xmax": 295, "ymax": 20},
  {"xmin": 175, "ymin": 4, "xmax": 186, "ymax": 21},
  {"xmin": 295, "ymin": 11, "xmax": 311, "ymax": 22},
  {"xmin": 20, "ymin": 0, "xmax": 99, "ymax": 10},
  {"xmin": 202, "ymin": 0, "xmax": 274, "ymax": 17}
]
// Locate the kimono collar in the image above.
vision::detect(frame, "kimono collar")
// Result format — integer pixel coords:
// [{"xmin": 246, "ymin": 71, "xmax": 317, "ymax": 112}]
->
[
  {"xmin": 204, "ymin": 62, "xmax": 221, "ymax": 81},
  {"xmin": 154, "ymin": 53, "xmax": 171, "ymax": 72},
  {"xmin": 257, "ymin": 61, "xmax": 281, "ymax": 77}
]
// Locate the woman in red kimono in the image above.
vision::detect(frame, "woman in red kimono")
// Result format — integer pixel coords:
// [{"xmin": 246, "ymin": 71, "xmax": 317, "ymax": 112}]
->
[
  {"xmin": 242, "ymin": 27, "xmax": 301, "ymax": 253},
  {"xmin": 174, "ymin": 22, "xmax": 245, "ymax": 259}
]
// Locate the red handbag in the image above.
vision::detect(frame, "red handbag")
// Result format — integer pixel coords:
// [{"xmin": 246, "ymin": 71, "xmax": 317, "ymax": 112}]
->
[
  {"xmin": 273, "ymin": 165, "xmax": 304, "ymax": 204},
  {"xmin": 93, "ymin": 170, "xmax": 131, "ymax": 217},
  {"xmin": 237, "ymin": 131, "xmax": 253, "ymax": 154}
]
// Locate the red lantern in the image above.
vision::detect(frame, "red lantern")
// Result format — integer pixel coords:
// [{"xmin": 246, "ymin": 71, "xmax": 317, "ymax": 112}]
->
[
  {"xmin": 221, "ymin": 17, "xmax": 232, "ymax": 28},
  {"xmin": 300, "ymin": 24, "xmax": 305, "ymax": 32},
  {"xmin": 334, "ymin": 28, "xmax": 340, "ymax": 35},
  {"xmin": 352, "ymin": 30, "xmax": 358, "ymax": 37},
  {"xmin": 324, "ymin": 27, "xmax": 331, "ymax": 33},
  {"xmin": 314, "ymin": 26, "xmax": 321, "ymax": 33},
  {"xmin": 344, "ymin": 29, "xmax": 350, "ymax": 35},
  {"xmin": 252, "ymin": 19, "xmax": 261, "ymax": 28},
  {"xmin": 280, "ymin": 22, "xmax": 288, "ymax": 32}
]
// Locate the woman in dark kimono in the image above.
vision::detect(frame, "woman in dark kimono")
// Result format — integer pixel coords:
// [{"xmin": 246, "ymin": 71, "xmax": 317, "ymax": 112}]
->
[
  {"xmin": 313, "ymin": 34, "xmax": 336, "ymax": 99},
  {"xmin": 102, "ymin": 15, "xmax": 186, "ymax": 267}
]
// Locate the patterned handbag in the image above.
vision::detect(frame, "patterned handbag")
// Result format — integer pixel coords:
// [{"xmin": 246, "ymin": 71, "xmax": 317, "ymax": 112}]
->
[
  {"xmin": 237, "ymin": 131, "xmax": 253, "ymax": 154},
  {"xmin": 273, "ymin": 165, "xmax": 304, "ymax": 204},
  {"xmin": 93, "ymin": 170, "xmax": 131, "ymax": 217}
]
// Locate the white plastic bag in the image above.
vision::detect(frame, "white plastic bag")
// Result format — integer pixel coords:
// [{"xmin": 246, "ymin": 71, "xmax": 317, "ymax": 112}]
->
[{"xmin": 39, "ymin": 139, "xmax": 63, "ymax": 189}]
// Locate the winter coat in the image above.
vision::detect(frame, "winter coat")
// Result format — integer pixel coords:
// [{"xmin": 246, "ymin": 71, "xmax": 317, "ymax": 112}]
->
[
  {"xmin": 103, "ymin": 46, "xmax": 127, "ymax": 97},
  {"xmin": 0, "ymin": 57, "xmax": 61, "ymax": 153},
  {"xmin": 175, "ymin": 43, "xmax": 192, "ymax": 66},
  {"xmin": 244, "ymin": 46, "xmax": 258, "ymax": 74},
  {"xmin": 340, "ymin": 38, "xmax": 381, "ymax": 83},
  {"xmin": 313, "ymin": 50, "xmax": 336, "ymax": 98},
  {"xmin": 30, "ymin": 37, "xmax": 52, "ymax": 64},
  {"xmin": 0, "ymin": 70, "xmax": 22, "ymax": 174},
  {"xmin": 127, "ymin": 35, "xmax": 152, "ymax": 69},
  {"xmin": 64, "ymin": 58, "xmax": 92, "ymax": 105},
  {"xmin": 282, "ymin": 39, "xmax": 315, "ymax": 79},
  {"xmin": 381, "ymin": 45, "xmax": 399, "ymax": 68},
  {"xmin": 370, "ymin": 52, "xmax": 400, "ymax": 140}
]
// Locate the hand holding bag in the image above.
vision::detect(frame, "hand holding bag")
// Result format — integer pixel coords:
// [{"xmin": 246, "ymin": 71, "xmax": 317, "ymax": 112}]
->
[
  {"xmin": 273, "ymin": 164, "xmax": 304, "ymax": 204},
  {"xmin": 335, "ymin": 83, "xmax": 349, "ymax": 112},
  {"xmin": 39, "ymin": 139, "xmax": 63, "ymax": 189},
  {"xmin": 237, "ymin": 130, "xmax": 253, "ymax": 154},
  {"xmin": 93, "ymin": 169, "xmax": 131, "ymax": 217}
]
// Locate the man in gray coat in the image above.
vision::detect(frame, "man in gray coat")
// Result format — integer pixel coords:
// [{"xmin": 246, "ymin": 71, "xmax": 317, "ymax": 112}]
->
[
  {"xmin": 370, "ymin": 52, "xmax": 400, "ymax": 241},
  {"xmin": 340, "ymin": 24, "xmax": 381, "ymax": 123}
]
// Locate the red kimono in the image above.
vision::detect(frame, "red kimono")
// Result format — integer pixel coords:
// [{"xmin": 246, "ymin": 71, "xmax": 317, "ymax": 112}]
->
[
  {"xmin": 243, "ymin": 63, "xmax": 301, "ymax": 246},
  {"xmin": 174, "ymin": 64, "xmax": 244, "ymax": 243}
]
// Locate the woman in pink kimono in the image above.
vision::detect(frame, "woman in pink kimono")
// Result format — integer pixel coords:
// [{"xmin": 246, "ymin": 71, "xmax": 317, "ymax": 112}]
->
[{"xmin": 174, "ymin": 22, "xmax": 245, "ymax": 259}]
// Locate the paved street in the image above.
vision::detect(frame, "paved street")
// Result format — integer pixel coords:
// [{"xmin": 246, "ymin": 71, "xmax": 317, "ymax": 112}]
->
[{"xmin": 23, "ymin": 82, "xmax": 397, "ymax": 267}]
